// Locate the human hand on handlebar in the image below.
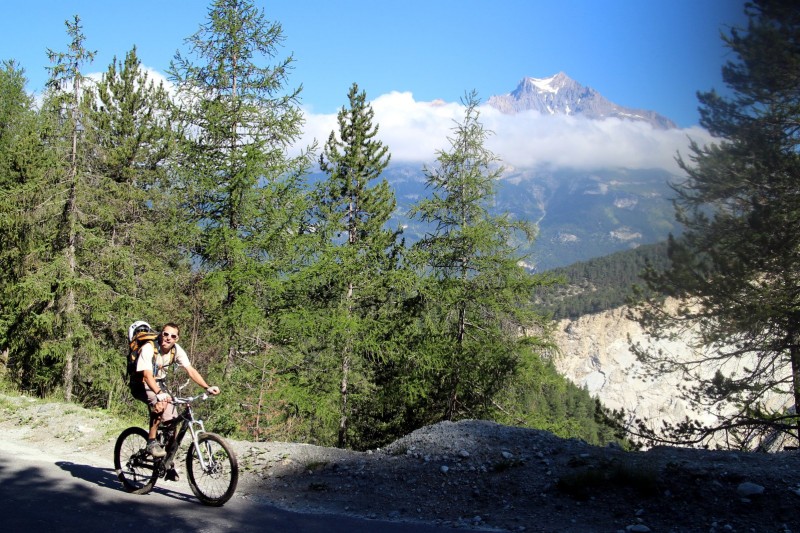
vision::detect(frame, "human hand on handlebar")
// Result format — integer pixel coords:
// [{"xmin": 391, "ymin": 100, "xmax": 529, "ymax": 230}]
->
[{"xmin": 205, "ymin": 386, "xmax": 220, "ymax": 395}]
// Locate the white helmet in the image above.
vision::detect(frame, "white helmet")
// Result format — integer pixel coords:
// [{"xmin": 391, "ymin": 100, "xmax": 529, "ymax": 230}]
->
[{"xmin": 128, "ymin": 321, "xmax": 152, "ymax": 342}]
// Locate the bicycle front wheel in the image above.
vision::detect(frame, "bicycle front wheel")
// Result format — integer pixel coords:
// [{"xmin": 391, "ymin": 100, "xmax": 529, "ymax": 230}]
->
[
  {"xmin": 185, "ymin": 432, "xmax": 238, "ymax": 506},
  {"xmin": 114, "ymin": 426, "xmax": 159, "ymax": 494}
]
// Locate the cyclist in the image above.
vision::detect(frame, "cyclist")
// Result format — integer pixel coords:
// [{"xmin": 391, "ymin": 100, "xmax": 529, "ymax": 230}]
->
[{"xmin": 128, "ymin": 321, "xmax": 220, "ymax": 469}]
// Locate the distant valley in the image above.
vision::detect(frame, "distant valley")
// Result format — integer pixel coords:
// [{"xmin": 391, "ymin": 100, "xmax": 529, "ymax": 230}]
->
[{"xmin": 385, "ymin": 164, "xmax": 680, "ymax": 271}]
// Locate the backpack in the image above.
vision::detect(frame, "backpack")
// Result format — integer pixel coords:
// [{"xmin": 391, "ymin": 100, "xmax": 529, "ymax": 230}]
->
[
  {"xmin": 126, "ymin": 323, "xmax": 175, "ymax": 387},
  {"xmin": 126, "ymin": 329, "xmax": 157, "ymax": 386}
]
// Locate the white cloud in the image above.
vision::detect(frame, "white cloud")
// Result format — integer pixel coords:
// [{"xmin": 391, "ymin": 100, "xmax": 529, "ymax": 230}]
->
[
  {"xmin": 300, "ymin": 91, "xmax": 461, "ymax": 163},
  {"xmin": 300, "ymin": 92, "xmax": 713, "ymax": 174},
  {"xmin": 139, "ymin": 67, "xmax": 177, "ymax": 96}
]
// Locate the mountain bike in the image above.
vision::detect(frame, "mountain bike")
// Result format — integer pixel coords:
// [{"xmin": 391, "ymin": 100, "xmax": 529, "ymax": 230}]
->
[{"xmin": 113, "ymin": 392, "xmax": 238, "ymax": 506}]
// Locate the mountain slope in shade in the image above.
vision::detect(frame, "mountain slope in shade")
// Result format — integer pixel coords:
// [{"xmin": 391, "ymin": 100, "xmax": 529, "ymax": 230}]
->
[
  {"xmin": 487, "ymin": 72, "xmax": 677, "ymax": 130},
  {"xmin": 384, "ymin": 163, "xmax": 680, "ymax": 272}
]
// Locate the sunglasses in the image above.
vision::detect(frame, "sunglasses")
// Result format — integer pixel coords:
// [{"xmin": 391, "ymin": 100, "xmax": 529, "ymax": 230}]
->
[{"xmin": 162, "ymin": 332, "xmax": 178, "ymax": 340}]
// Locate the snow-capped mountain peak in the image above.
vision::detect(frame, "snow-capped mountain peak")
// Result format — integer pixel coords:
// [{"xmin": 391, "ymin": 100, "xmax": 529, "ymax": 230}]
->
[
  {"xmin": 526, "ymin": 73, "xmax": 563, "ymax": 94},
  {"xmin": 488, "ymin": 73, "xmax": 676, "ymax": 130}
]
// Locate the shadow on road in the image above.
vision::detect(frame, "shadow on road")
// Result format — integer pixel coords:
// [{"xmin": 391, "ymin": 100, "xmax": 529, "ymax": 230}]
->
[
  {"xmin": 0, "ymin": 455, "xmax": 205, "ymax": 532},
  {"xmin": 0, "ymin": 453, "xmax": 454, "ymax": 532},
  {"xmin": 55, "ymin": 461, "xmax": 195, "ymax": 503}
]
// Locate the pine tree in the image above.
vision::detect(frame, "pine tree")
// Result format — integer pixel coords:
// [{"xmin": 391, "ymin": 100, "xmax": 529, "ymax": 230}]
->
[
  {"xmin": 409, "ymin": 91, "xmax": 551, "ymax": 421},
  {"xmin": 76, "ymin": 46, "xmax": 182, "ymax": 408},
  {"xmin": 83, "ymin": 46, "xmax": 183, "ymax": 309},
  {"xmin": 302, "ymin": 83, "xmax": 410, "ymax": 448},
  {"xmin": 634, "ymin": 0, "xmax": 800, "ymax": 448}
]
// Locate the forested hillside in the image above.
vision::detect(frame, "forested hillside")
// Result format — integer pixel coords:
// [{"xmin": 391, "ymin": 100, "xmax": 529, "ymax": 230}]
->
[
  {"xmin": 0, "ymin": 1, "xmax": 624, "ymax": 451},
  {"xmin": 535, "ymin": 241, "xmax": 670, "ymax": 320}
]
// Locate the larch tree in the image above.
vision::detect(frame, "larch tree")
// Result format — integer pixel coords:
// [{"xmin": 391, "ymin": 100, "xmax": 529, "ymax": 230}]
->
[
  {"xmin": 633, "ymin": 0, "xmax": 800, "ymax": 449},
  {"xmin": 168, "ymin": 0, "xmax": 312, "ymax": 412},
  {"xmin": 409, "ymin": 91, "xmax": 550, "ymax": 422}
]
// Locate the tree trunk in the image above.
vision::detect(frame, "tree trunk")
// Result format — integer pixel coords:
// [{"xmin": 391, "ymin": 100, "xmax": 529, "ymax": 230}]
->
[
  {"xmin": 62, "ymin": 86, "xmax": 80, "ymax": 402},
  {"xmin": 790, "ymin": 344, "xmax": 800, "ymax": 442},
  {"xmin": 63, "ymin": 182, "xmax": 76, "ymax": 401},
  {"xmin": 338, "ymin": 351, "xmax": 350, "ymax": 448},
  {"xmin": 339, "ymin": 281, "xmax": 355, "ymax": 448}
]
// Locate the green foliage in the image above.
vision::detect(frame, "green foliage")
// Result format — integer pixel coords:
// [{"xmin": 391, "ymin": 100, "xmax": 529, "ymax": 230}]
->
[
  {"xmin": 0, "ymin": 16, "xmax": 98, "ymax": 401},
  {"xmin": 0, "ymin": 4, "xmax": 626, "ymax": 452},
  {"xmin": 0, "ymin": 21, "xmax": 182, "ymax": 406},
  {"xmin": 0, "ymin": 61, "xmax": 38, "ymax": 350},
  {"xmin": 494, "ymin": 347, "xmax": 628, "ymax": 446},
  {"xmin": 279, "ymin": 82, "xmax": 413, "ymax": 449},
  {"xmin": 168, "ymin": 0, "xmax": 311, "ymax": 378},
  {"xmin": 633, "ymin": 0, "xmax": 800, "ymax": 448},
  {"xmin": 408, "ymin": 91, "xmax": 552, "ymax": 423},
  {"xmin": 535, "ymin": 241, "xmax": 671, "ymax": 320}
]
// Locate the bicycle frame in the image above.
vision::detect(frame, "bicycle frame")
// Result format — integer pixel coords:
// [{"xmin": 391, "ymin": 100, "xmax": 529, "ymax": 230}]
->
[{"xmin": 159, "ymin": 394, "xmax": 209, "ymax": 472}]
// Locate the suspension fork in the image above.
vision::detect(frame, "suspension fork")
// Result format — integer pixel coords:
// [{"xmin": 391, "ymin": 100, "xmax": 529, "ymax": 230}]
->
[{"xmin": 185, "ymin": 411, "xmax": 211, "ymax": 470}]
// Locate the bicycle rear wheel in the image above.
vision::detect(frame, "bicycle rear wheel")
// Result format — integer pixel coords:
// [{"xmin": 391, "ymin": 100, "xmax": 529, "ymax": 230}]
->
[
  {"xmin": 185, "ymin": 432, "xmax": 238, "ymax": 506},
  {"xmin": 114, "ymin": 426, "xmax": 159, "ymax": 494}
]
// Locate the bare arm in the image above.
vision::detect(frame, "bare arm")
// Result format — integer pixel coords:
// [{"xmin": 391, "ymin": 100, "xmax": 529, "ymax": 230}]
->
[
  {"xmin": 142, "ymin": 369, "xmax": 162, "ymax": 394},
  {"xmin": 184, "ymin": 365, "xmax": 220, "ymax": 394}
]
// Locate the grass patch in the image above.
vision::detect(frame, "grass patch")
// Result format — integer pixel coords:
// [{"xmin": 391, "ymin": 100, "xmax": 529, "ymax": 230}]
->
[{"xmin": 0, "ymin": 395, "xmax": 18, "ymax": 413}]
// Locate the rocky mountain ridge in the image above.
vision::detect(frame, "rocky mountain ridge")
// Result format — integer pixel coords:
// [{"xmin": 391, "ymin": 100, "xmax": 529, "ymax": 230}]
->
[
  {"xmin": 487, "ymin": 72, "xmax": 677, "ymax": 130},
  {"xmin": 387, "ymin": 164, "xmax": 679, "ymax": 271}
]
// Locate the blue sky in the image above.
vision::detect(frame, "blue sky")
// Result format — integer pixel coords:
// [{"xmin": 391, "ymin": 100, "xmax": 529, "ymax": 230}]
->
[{"xmin": 1, "ymin": 0, "xmax": 747, "ymax": 171}]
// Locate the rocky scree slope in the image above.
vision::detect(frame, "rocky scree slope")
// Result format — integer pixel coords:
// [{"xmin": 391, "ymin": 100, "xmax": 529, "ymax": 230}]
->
[{"xmin": 1, "ymin": 393, "xmax": 799, "ymax": 532}]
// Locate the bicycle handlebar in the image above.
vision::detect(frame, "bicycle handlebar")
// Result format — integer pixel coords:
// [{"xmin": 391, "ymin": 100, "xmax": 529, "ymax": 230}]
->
[{"xmin": 170, "ymin": 393, "xmax": 209, "ymax": 405}]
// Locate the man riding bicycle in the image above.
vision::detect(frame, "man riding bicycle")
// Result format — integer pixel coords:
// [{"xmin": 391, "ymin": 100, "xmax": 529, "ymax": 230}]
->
[{"xmin": 128, "ymin": 321, "xmax": 220, "ymax": 470}]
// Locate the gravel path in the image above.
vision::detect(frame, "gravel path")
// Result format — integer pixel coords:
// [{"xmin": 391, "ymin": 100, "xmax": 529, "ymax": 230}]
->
[{"xmin": 2, "ymin": 393, "xmax": 800, "ymax": 532}]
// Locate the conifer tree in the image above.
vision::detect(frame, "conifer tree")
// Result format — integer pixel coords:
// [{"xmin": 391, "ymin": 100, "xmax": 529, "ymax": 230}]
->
[
  {"xmin": 47, "ymin": 16, "xmax": 96, "ymax": 401},
  {"xmin": 77, "ymin": 47, "xmax": 182, "ymax": 407},
  {"xmin": 0, "ymin": 61, "xmax": 41, "ymax": 360},
  {"xmin": 83, "ymin": 47, "xmax": 182, "ymax": 311},
  {"xmin": 634, "ymin": 0, "xmax": 800, "ymax": 448},
  {"xmin": 304, "ymin": 83, "xmax": 410, "ymax": 448},
  {"xmin": 0, "ymin": 23, "xmax": 185, "ymax": 406},
  {"xmin": 168, "ymin": 0, "xmax": 311, "ymax": 390},
  {"xmin": 409, "ymin": 91, "xmax": 550, "ymax": 421},
  {"xmin": 0, "ymin": 16, "xmax": 99, "ymax": 400}
]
